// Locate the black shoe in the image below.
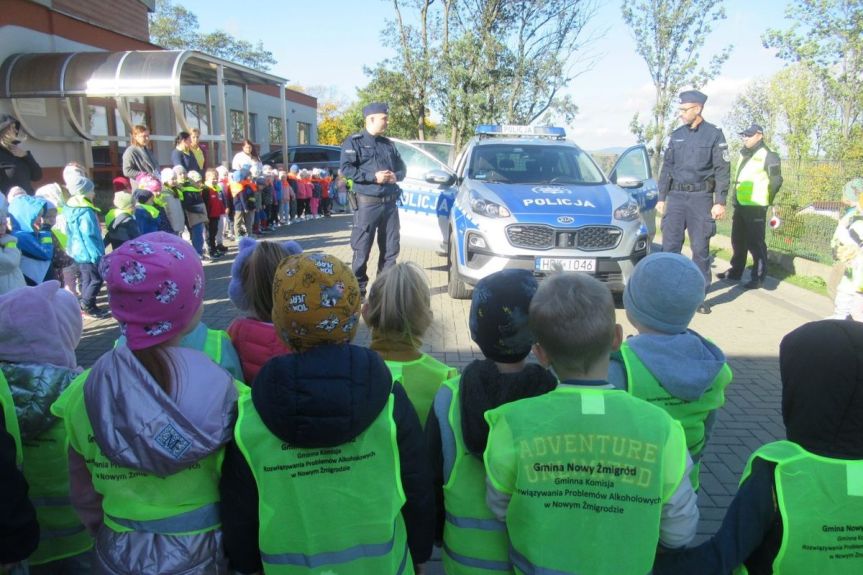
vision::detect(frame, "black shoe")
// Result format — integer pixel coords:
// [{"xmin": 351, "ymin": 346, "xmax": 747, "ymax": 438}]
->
[
  {"xmin": 696, "ymin": 302, "xmax": 712, "ymax": 314},
  {"xmin": 83, "ymin": 306, "xmax": 110, "ymax": 320},
  {"xmin": 743, "ymin": 279, "xmax": 763, "ymax": 289},
  {"xmin": 716, "ymin": 269, "xmax": 742, "ymax": 281}
]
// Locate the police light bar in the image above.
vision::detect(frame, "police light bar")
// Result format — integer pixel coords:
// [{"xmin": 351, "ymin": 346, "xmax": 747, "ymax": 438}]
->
[{"xmin": 475, "ymin": 124, "xmax": 566, "ymax": 138}]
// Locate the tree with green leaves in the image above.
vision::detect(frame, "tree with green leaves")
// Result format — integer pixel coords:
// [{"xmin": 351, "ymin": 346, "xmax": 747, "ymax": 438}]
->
[
  {"xmin": 763, "ymin": 0, "xmax": 863, "ymax": 157},
  {"xmin": 622, "ymin": 0, "xmax": 732, "ymax": 174},
  {"xmin": 382, "ymin": 0, "xmax": 599, "ymax": 148},
  {"xmin": 148, "ymin": 0, "xmax": 276, "ymax": 71}
]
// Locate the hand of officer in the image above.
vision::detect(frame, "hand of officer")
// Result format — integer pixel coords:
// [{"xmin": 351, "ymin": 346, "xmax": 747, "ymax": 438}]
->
[
  {"xmin": 655, "ymin": 201, "xmax": 665, "ymax": 216},
  {"xmin": 711, "ymin": 204, "xmax": 726, "ymax": 220},
  {"xmin": 375, "ymin": 170, "xmax": 394, "ymax": 184}
]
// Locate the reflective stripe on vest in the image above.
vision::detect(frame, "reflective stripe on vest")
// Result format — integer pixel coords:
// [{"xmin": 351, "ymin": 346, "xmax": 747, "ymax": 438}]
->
[
  {"xmin": 740, "ymin": 441, "xmax": 863, "ymax": 574},
  {"xmin": 621, "ymin": 342, "xmax": 732, "ymax": 490},
  {"xmin": 106, "ymin": 502, "xmax": 219, "ymax": 534},
  {"xmin": 735, "ymin": 147, "xmax": 770, "ymax": 206},
  {"xmin": 235, "ymin": 391, "xmax": 413, "ymax": 575},
  {"xmin": 386, "ymin": 354, "xmax": 457, "ymax": 428},
  {"xmin": 55, "ymin": 369, "xmax": 226, "ymax": 536},
  {"xmin": 484, "ymin": 387, "xmax": 687, "ymax": 575},
  {"xmin": 436, "ymin": 378, "xmax": 511, "ymax": 574},
  {"xmin": 261, "ymin": 521, "xmax": 409, "ymax": 573},
  {"xmin": 0, "ymin": 370, "xmax": 22, "ymax": 467}
]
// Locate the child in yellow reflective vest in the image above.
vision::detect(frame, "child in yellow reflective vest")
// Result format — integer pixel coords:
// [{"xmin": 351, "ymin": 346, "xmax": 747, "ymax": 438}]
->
[
  {"xmin": 655, "ymin": 319, "xmax": 863, "ymax": 575},
  {"xmin": 427, "ymin": 269, "xmax": 557, "ymax": 574},
  {"xmin": 484, "ymin": 273, "xmax": 698, "ymax": 575},
  {"xmin": 608, "ymin": 252, "xmax": 732, "ymax": 489},
  {"xmin": 364, "ymin": 261, "xmax": 458, "ymax": 427}
]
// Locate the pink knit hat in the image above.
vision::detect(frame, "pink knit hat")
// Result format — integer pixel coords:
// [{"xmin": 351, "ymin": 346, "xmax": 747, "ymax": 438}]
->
[
  {"xmin": 101, "ymin": 232, "xmax": 204, "ymax": 350},
  {"xmin": 135, "ymin": 173, "xmax": 162, "ymax": 193}
]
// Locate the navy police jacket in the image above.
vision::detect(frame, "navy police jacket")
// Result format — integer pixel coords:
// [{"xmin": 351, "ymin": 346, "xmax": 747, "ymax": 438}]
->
[
  {"xmin": 658, "ymin": 119, "xmax": 731, "ymax": 206},
  {"xmin": 339, "ymin": 130, "xmax": 406, "ymax": 198}
]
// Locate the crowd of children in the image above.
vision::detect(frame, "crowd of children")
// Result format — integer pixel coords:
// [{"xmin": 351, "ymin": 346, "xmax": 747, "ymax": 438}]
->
[{"xmin": 1, "ymin": 173, "xmax": 862, "ymax": 574}]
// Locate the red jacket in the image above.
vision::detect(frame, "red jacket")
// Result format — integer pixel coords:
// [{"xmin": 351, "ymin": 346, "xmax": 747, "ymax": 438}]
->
[
  {"xmin": 226, "ymin": 317, "xmax": 293, "ymax": 384},
  {"xmin": 202, "ymin": 184, "xmax": 226, "ymax": 218}
]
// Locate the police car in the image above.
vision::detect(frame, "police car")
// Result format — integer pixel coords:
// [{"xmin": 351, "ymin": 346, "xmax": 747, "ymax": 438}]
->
[{"xmin": 395, "ymin": 126, "xmax": 655, "ymax": 299}]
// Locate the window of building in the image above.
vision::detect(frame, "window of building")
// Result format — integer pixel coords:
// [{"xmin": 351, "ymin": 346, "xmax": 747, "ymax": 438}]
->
[
  {"xmin": 230, "ymin": 110, "xmax": 245, "ymax": 142},
  {"xmin": 269, "ymin": 116, "xmax": 283, "ymax": 145},
  {"xmin": 183, "ymin": 101, "xmax": 209, "ymax": 135},
  {"xmin": 297, "ymin": 121, "xmax": 311, "ymax": 145},
  {"xmin": 249, "ymin": 113, "xmax": 258, "ymax": 142}
]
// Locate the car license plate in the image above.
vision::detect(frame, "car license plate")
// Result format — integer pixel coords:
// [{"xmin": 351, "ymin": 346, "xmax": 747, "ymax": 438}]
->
[{"xmin": 534, "ymin": 257, "xmax": 596, "ymax": 272}]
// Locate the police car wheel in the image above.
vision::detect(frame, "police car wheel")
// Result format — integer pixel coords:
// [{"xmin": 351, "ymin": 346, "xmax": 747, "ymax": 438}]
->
[{"xmin": 448, "ymin": 231, "xmax": 472, "ymax": 300}]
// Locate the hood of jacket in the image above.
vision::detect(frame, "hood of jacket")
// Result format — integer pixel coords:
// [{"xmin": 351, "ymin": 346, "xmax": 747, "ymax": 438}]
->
[
  {"xmin": 84, "ymin": 345, "xmax": 238, "ymax": 476},
  {"xmin": 7, "ymin": 195, "xmax": 46, "ymax": 233},
  {"xmin": 252, "ymin": 344, "xmax": 391, "ymax": 448},
  {"xmin": 2, "ymin": 361, "xmax": 79, "ymax": 440},
  {"xmin": 781, "ymin": 320, "xmax": 863, "ymax": 459},
  {"xmin": 226, "ymin": 317, "xmax": 293, "ymax": 385},
  {"xmin": 0, "ymin": 280, "xmax": 82, "ymax": 369},
  {"xmin": 625, "ymin": 331, "xmax": 727, "ymax": 401}
]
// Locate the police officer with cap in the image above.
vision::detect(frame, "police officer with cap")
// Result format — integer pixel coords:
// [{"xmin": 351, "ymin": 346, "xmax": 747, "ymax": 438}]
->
[
  {"xmin": 718, "ymin": 123, "xmax": 782, "ymax": 289},
  {"xmin": 656, "ymin": 90, "xmax": 730, "ymax": 314},
  {"xmin": 340, "ymin": 102, "xmax": 406, "ymax": 297}
]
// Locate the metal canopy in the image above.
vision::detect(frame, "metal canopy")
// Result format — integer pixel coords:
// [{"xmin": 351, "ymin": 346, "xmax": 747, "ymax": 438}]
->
[
  {"xmin": 0, "ymin": 50, "xmax": 288, "ymax": 166},
  {"xmin": 0, "ymin": 50, "xmax": 286, "ymax": 98}
]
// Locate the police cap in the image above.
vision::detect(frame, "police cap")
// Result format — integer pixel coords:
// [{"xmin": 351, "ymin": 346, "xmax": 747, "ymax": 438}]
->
[
  {"xmin": 739, "ymin": 123, "xmax": 764, "ymax": 137},
  {"xmin": 679, "ymin": 90, "xmax": 707, "ymax": 106},
  {"xmin": 362, "ymin": 102, "xmax": 388, "ymax": 117}
]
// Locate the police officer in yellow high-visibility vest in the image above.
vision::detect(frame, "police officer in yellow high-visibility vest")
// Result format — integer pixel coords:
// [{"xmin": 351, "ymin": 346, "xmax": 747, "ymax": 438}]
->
[
  {"xmin": 484, "ymin": 272, "xmax": 698, "ymax": 575},
  {"xmin": 717, "ymin": 123, "xmax": 783, "ymax": 289},
  {"xmin": 655, "ymin": 319, "xmax": 863, "ymax": 575}
]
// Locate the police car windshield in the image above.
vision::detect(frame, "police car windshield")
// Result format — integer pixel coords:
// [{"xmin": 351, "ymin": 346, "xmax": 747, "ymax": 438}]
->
[{"xmin": 468, "ymin": 144, "xmax": 605, "ymax": 185}]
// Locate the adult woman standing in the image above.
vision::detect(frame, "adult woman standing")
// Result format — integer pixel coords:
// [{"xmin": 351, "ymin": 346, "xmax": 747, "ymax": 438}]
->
[
  {"xmin": 0, "ymin": 114, "xmax": 43, "ymax": 195},
  {"xmin": 231, "ymin": 139, "xmax": 261, "ymax": 172},
  {"xmin": 121, "ymin": 125, "xmax": 159, "ymax": 180},
  {"xmin": 171, "ymin": 131, "xmax": 201, "ymax": 173}
]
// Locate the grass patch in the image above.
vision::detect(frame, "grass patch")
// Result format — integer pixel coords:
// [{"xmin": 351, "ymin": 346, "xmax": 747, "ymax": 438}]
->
[{"xmin": 709, "ymin": 246, "xmax": 828, "ymax": 297}]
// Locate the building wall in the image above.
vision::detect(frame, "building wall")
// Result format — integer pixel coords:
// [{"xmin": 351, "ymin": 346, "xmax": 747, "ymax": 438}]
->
[
  {"xmin": 0, "ymin": 0, "xmax": 316, "ymax": 188},
  {"xmin": 52, "ymin": 0, "xmax": 152, "ymax": 42}
]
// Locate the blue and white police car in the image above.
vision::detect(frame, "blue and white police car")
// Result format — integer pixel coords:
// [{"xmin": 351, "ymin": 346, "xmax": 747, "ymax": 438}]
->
[{"xmin": 394, "ymin": 126, "xmax": 656, "ymax": 299}]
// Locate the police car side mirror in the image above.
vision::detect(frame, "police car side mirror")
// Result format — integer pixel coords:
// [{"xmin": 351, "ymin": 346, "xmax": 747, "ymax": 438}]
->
[
  {"xmin": 616, "ymin": 176, "xmax": 644, "ymax": 189},
  {"xmin": 425, "ymin": 169, "xmax": 456, "ymax": 187}
]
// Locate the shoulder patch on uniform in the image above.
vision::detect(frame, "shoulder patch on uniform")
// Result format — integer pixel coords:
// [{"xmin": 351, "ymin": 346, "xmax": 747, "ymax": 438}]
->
[
  {"xmin": 718, "ymin": 142, "xmax": 728, "ymax": 148},
  {"xmin": 722, "ymin": 150, "xmax": 730, "ymax": 162}
]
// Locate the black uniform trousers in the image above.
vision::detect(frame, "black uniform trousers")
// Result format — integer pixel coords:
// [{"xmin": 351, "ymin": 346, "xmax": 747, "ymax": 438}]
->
[
  {"xmin": 351, "ymin": 195, "xmax": 400, "ymax": 294},
  {"xmin": 729, "ymin": 204, "xmax": 768, "ymax": 281},
  {"xmin": 661, "ymin": 190, "xmax": 716, "ymax": 289}
]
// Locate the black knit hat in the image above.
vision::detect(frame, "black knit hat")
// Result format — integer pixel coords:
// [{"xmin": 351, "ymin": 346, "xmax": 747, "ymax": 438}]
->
[{"xmin": 469, "ymin": 269, "xmax": 538, "ymax": 363}]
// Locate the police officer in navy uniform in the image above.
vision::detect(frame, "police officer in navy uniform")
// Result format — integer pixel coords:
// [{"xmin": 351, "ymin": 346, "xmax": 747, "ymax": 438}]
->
[
  {"xmin": 340, "ymin": 102, "xmax": 406, "ymax": 297},
  {"xmin": 656, "ymin": 90, "xmax": 730, "ymax": 314}
]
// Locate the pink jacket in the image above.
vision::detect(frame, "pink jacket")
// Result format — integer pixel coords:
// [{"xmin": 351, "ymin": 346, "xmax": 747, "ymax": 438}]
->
[{"xmin": 226, "ymin": 317, "xmax": 293, "ymax": 384}]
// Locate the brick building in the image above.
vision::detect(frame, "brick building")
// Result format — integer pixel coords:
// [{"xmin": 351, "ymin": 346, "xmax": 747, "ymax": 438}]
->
[{"xmin": 0, "ymin": 0, "xmax": 317, "ymax": 191}]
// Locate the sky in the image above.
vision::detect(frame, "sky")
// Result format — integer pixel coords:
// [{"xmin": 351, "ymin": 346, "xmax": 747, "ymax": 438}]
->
[{"xmin": 181, "ymin": 0, "xmax": 793, "ymax": 150}]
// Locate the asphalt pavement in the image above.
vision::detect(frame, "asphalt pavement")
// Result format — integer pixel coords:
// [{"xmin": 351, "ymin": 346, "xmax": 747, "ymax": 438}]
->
[{"xmin": 75, "ymin": 212, "xmax": 835, "ymax": 570}]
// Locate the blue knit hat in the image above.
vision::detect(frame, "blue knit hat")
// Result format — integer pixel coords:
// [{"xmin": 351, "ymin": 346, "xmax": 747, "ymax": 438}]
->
[
  {"xmin": 469, "ymin": 269, "xmax": 538, "ymax": 363},
  {"xmin": 624, "ymin": 253, "xmax": 704, "ymax": 334}
]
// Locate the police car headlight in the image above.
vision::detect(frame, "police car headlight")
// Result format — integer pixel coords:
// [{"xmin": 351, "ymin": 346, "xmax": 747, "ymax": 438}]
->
[
  {"xmin": 613, "ymin": 198, "xmax": 640, "ymax": 221},
  {"xmin": 470, "ymin": 190, "xmax": 511, "ymax": 218}
]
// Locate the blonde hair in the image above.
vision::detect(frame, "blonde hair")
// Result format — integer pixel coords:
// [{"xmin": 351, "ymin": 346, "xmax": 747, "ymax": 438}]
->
[
  {"xmin": 243, "ymin": 241, "xmax": 295, "ymax": 321},
  {"xmin": 365, "ymin": 262, "xmax": 433, "ymax": 342}
]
